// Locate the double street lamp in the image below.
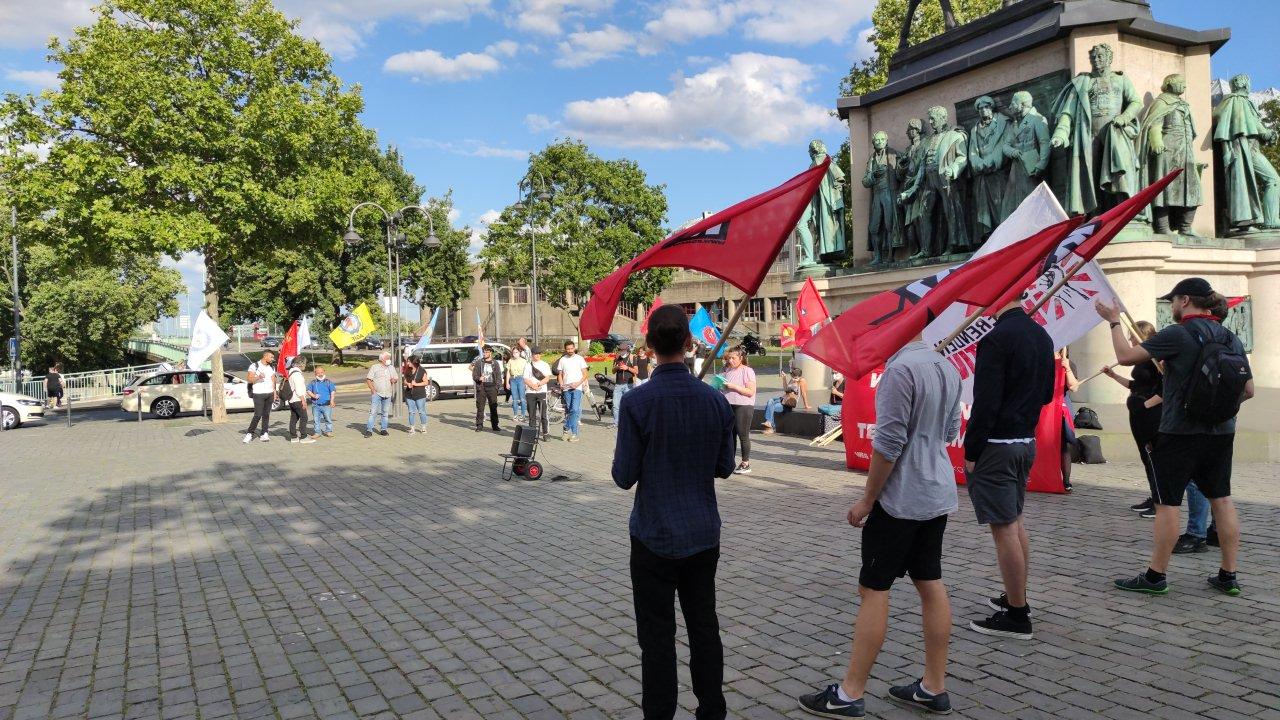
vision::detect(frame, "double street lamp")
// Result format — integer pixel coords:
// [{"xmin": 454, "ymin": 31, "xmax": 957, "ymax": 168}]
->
[
  {"xmin": 343, "ymin": 202, "xmax": 440, "ymax": 414},
  {"xmin": 513, "ymin": 172, "xmax": 553, "ymax": 347}
]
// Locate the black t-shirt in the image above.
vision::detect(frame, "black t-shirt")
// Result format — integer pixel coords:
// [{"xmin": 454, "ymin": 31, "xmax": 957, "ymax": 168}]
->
[
  {"xmin": 407, "ymin": 367, "xmax": 427, "ymax": 400},
  {"xmin": 615, "ymin": 353, "xmax": 636, "ymax": 384},
  {"xmin": 829, "ymin": 378, "xmax": 845, "ymax": 406},
  {"xmin": 1141, "ymin": 317, "xmax": 1247, "ymax": 435},
  {"xmin": 46, "ymin": 371, "xmax": 62, "ymax": 392},
  {"xmin": 636, "ymin": 356, "xmax": 651, "ymax": 380},
  {"xmin": 1129, "ymin": 360, "xmax": 1162, "ymax": 402}
]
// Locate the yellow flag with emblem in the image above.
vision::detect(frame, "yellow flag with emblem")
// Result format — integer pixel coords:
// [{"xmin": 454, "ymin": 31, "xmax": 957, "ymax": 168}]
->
[{"xmin": 329, "ymin": 303, "xmax": 377, "ymax": 349}]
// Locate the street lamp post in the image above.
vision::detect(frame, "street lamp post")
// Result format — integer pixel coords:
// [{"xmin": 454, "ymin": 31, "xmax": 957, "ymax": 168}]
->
[
  {"xmin": 344, "ymin": 202, "xmax": 441, "ymax": 414},
  {"xmin": 515, "ymin": 173, "xmax": 552, "ymax": 347}
]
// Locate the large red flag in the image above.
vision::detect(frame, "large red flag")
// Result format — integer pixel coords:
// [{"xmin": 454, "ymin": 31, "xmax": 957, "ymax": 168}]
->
[
  {"xmin": 276, "ymin": 320, "xmax": 299, "ymax": 374},
  {"xmin": 805, "ymin": 217, "xmax": 1084, "ymax": 380},
  {"xmin": 639, "ymin": 297, "xmax": 664, "ymax": 335},
  {"xmin": 579, "ymin": 160, "xmax": 829, "ymax": 339},
  {"xmin": 793, "ymin": 276, "xmax": 830, "ymax": 345}
]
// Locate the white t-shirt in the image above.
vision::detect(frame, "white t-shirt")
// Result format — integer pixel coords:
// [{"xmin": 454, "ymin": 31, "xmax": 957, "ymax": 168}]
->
[
  {"xmin": 287, "ymin": 368, "xmax": 308, "ymax": 403},
  {"xmin": 524, "ymin": 360, "xmax": 552, "ymax": 394},
  {"xmin": 558, "ymin": 354, "xmax": 589, "ymax": 388},
  {"xmin": 248, "ymin": 361, "xmax": 277, "ymax": 395}
]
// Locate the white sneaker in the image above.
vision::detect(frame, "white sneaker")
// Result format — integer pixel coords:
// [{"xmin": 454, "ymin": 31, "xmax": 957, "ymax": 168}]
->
[
  {"xmin": 243, "ymin": 433, "xmax": 252, "ymax": 444},
  {"xmin": 260, "ymin": 434, "xmax": 270, "ymax": 443},
  {"xmin": 289, "ymin": 437, "xmax": 300, "ymax": 443},
  {"xmin": 299, "ymin": 437, "xmax": 317, "ymax": 444}
]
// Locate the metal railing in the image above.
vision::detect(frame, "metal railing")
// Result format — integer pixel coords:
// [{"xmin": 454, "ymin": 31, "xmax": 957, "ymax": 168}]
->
[{"xmin": 1, "ymin": 362, "xmax": 166, "ymax": 403}]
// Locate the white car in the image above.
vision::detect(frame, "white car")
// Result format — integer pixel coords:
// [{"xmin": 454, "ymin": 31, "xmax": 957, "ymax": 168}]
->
[
  {"xmin": 411, "ymin": 343, "xmax": 511, "ymax": 401},
  {"xmin": 1, "ymin": 391, "xmax": 46, "ymax": 429},
  {"xmin": 121, "ymin": 369, "xmax": 254, "ymax": 419}
]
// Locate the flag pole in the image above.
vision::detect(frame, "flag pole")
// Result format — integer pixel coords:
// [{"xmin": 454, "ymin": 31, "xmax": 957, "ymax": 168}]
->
[
  {"xmin": 933, "ymin": 303, "xmax": 998, "ymax": 354},
  {"xmin": 698, "ymin": 292, "xmax": 751, "ymax": 380}
]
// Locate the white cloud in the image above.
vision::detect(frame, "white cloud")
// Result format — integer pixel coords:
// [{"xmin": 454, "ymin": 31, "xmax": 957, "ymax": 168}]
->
[
  {"xmin": 277, "ymin": 0, "xmax": 491, "ymax": 60},
  {"xmin": 479, "ymin": 209, "xmax": 502, "ymax": 225},
  {"xmin": 639, "ymin": 0, "xmax": 874, "ymax": 51},
  {"xmin": 511, "ymin": 0, "xmax": 614, "ymax": 35},
  {"xmin": 640, "ymin": 1, "xmax": 739, "ymax": 50},
  {"xmin": 536, "ymin": 53, "xmax": 840, "ymax": 151},
  {"xmin": 384, "ymin": 47, "xmax": 505, "ymax": 82},
  {"xmin": 0, "ymin": 0, "xmax": 94, "ymax": 49},
  {"xmin": 555, "ymin": 25, "xmax": 634, "ymax": 68},
  {"xmin": 849, "ymin": 25, "xmax": 877, "ymax": 64},
  {"xmin": 468, "ymin": 209, "xmax": 502, "ymax": 257},
  {"xmin": 4, "ymin": 68, "xmax": 60, "ymax": 89},
  {"xmin": 164, "ymin": 252, "xmax": 206, "ymax": 277},
  {"xmin": 447, "ymin": 208, "xmax": 461, "ymax": 223},
  {"xmin": 409, "ymin": 139, "xmax": 529, "ymax": 160}
]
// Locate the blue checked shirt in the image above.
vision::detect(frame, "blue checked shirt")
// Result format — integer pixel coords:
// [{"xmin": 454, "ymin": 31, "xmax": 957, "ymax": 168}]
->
[{"xmin": 613, "ymin": 362, "xmax": 737, "ymax": 559}]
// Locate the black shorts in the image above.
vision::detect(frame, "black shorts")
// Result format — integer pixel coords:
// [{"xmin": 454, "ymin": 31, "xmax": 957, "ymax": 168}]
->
[
  {"xmin": 858, "ymin": 503, "xmax": 948, "ymax": 591},
  {"xmin": 966, "ymin": 441, "xmax": 1035, "ymax": 525},
  {"xmin": 1150, "ymin": 433, "xmax": 1234, "ymax": 506}
]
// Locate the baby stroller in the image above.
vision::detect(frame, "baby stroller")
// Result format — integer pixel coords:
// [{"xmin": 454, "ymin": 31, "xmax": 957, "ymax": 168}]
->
[{"xmin": 592, "ymin": 373, "xmax": 615, "ymax": 421}]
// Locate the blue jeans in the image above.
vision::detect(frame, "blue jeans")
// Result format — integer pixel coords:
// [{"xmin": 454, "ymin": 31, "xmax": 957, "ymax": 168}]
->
[
  {"xmin": 563, "ymin": 388, "xmax": 583, "ymax": 435},
  {"xmin": 612, "ymin": 382, "xmax": 632, "ymax": 424},
  {"xmin": 764, "ymin": 396, "xmax": 789, "ymax": 426},
  {"xmin": 818, "ymin": 403, "xmax": 842, "ymax": 420},
  {"xmin": 510, "ymin": 377, "xmax": 527, "ymax": 418},
  {"xmin": 406, "ymin": 397, "xmax": 428, "ymax": 428},
  {"xmin": 311, "ymin": 405, "xmax": 333, "ymax": 434},
  {"xmin": 1185, "ymin": 482, "xmax": 1211, "ymax": 539},
  {"xmin": 367, "ymin": 394, "xmax": 391, "ymax": 432}
]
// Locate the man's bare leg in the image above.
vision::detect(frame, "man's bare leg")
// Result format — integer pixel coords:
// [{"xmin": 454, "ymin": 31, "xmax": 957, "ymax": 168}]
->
[
  {"xmin": 913, "ymin": 579, "xmax": 950, "ymax": 694},
  {"xmin": 839, "ymin": 586, "xmax": 889, "ymax": 699}
]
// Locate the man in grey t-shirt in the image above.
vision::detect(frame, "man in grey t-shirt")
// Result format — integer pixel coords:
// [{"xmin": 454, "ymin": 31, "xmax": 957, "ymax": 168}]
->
[
  {"xmin": 365, "ymin": 351, "xmax": 399, "ymax": 437},
  {"xmin": 799, "ymin": 340, "xmax": 961, "ymax": 718}
]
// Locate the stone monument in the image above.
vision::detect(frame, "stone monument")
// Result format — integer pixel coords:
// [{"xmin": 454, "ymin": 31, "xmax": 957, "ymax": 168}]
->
[
  {"xmin": 1213, "ymin": 73, "xmax": 1280, "ymax": 233},
  {"xmin": 899, "ymin": 106, "xmax": 969, "ymax": 258},
  {"xmin": 1138, "ymin": 73, "xmax": 1202, "ymax": 236},
  {"xmin": 1001, "ymin": 90, "xmax": 1051, "ymax": 219},
  {"xmin": 795, "ymin": 139, "xmax": 848, "ymax": 268},
  {"xmin": 898, "ymin": 118, "xmax": 928, "ymax": 257},
  {"xmin": 968, "ymin": 95, "xmax": 1010, "ymax": 242},
  {"xmin": 862, "ymin": 131, "xmax": 902, "ymax": 265}
]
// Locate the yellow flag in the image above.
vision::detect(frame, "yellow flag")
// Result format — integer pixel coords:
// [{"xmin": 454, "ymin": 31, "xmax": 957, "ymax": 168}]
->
[{"xmin": 330, "ymin": 303, "xmax": 377, "ymax": 349}]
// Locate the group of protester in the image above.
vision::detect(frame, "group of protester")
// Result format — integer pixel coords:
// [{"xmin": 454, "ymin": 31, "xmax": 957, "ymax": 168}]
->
[{"xmin": 613, "ymin": 278, "xmax": 1254, "ymax": 719}]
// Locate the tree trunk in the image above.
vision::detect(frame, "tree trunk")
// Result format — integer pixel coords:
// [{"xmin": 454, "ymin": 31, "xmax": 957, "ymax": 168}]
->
[{"xmin": 205, "ymin": 251, "xmax": 228, "ymax": 423}]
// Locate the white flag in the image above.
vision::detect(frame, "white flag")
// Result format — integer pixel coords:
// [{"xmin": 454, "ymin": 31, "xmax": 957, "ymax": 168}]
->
[
  {"xmin": 923, "ymin": 184, "xmax": 1120, "ymax": 403},
  {"xmin": 186, "ymin": 311, "xmax": 229, "ymax": 370},
  {"xmin": 410, "ymin": 307, "xmax": 442, "ymax": 353},
  {"xmin": 297, "ymin": 316, "xmax": 313, "ymax": 349}
]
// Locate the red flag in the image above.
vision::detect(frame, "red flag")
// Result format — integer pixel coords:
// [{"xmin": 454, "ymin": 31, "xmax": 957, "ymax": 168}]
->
[
  {"xmin": 579, "ymin": 160, "xmax": 830, "ymax": 339},
  {"xmin": 1227, "ymin": 296, "xmax": 1246, "ymax": 310},
  {"xmin": 804, "ymin": 217, "xmax": 1084, "ymax": 380},
  {"xmin": 276, "ymin": 320, "xmax": 299, "ymax": 374},
  {"xmin": 794, "ymin": 277, "xmax": 830, "ymax": 345},
  {"xmin": 639, "ymin": 297, "xmax": 664, "ymax": 335},
  {"xmin": 779, "ymin": 323, "xmax": 797, "ymax": 348}
]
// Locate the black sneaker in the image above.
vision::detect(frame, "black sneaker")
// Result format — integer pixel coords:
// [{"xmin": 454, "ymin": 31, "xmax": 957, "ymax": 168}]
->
[
  {"xmin": 1172, "ymin": 534, "xmax": 1208, "ymax": 555},
  {"xmin": 1207, "ymin": 574, "xmax": 1241, "ymax": 597},
  {"xmin": 363, "ymin": 430, "xmax": 372, "ymax": 438},
  {"xmin": 1062, "ymin": 479, "xmax": 1073, "ymax": 493},
  {"xmin": 379, "ymin": 429, "xmax": 388, "ymax": 436},
  {"xmin": 985, "ymin": 593, "xmax": 1032, "ymax": 615},
  {"xmin": 887, "ymin": 679, "xmax": 952, "ymax": 715},
  {"xmin": 798, "ymin": 684, "xmax": 864, "ymax": 719},
  {"xmin": 1131, "ymin": 498, "xmax": 1154, "ymax": 513},
  {"xmin": 1139, "ymin": 507, "xmax": 1157, "ymax": 519},
  {"xmin": 969, "ymin": 611, "xmax": 1032, "ymax": 640},
  {"xmin": 1114, "ymin": 573, "xmax": 1168, "ymax": 595}
]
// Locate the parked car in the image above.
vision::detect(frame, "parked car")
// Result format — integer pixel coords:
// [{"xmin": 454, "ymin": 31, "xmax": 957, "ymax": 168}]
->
[
  {"xmin": 411, "ymin": 342, "xmax": 511, "ymax": 401},
  {"xmin": 260, "ymin": 336, "xmax": 282, "ymax": 348},
  {"xmin": 353, "ymin": 337, "xmax": 385, "ymax": 350},
  {"xmin": 1, "ymin": 391, "xmax": 46, "ymax": 429},
  {"xmin": 120, "ymin": 370, "xmax": 254, "ymax": 419},
  {"xmin": 599, "ymin": 333, "xmax": 631, "ymax": 352}
]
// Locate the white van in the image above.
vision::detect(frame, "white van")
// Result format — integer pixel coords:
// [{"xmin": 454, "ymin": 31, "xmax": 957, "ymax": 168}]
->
[{"xmin": 411, "ymin": 343, "xmax": 511, "ymax": 400}]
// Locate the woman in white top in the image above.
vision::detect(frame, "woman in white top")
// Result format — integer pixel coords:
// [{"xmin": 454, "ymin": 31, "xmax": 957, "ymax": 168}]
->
[{"xmin": 523, "ymin": 348, "xmax": 553, "ymax": 439}]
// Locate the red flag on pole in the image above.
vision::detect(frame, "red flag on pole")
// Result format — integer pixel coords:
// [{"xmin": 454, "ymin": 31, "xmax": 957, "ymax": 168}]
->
[
  {"xmin": 779, "ymin": 323, "xmax": 797, "ymax": 348},
  {"xmin": 276, "ymin": 320, "xmax": 300, "ymax": 374},
  {"xmin": 804, "ymin": 217, "xmax": 1084, "ymax": 381},
  {"xmin": 639, "ymin": 297, "xmax": 664, "ymax": 335},
  {"xmin": 579, "ymin": 160, "xmax": 829, "ymax": 339},
  {"xmin": 793, "ymin": 276, "xmax": 830, "ymax": 345}
]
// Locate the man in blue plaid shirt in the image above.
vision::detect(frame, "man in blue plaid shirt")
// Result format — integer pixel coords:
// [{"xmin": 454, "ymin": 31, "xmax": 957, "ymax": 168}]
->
[{"xmin": 613, "ymin": 304, "xmax": 736, "ymax": 720}]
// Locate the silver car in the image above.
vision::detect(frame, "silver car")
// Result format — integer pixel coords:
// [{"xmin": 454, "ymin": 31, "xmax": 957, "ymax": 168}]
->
[{"xmin": 1, "ymin": 391, "xmax": 46, "ymax": 429}]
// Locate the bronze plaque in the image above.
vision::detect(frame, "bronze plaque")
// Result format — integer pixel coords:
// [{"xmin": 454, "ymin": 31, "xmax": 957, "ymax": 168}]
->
[{"xmin": 953, "ymin": 69, "xmax": 1070, "ymax": 129}]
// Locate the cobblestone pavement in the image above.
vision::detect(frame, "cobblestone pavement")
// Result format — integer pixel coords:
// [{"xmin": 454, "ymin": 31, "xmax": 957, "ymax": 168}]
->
[{"xmin": 1, "ymin": 398, "xmax": 1278, "ymax": 720}]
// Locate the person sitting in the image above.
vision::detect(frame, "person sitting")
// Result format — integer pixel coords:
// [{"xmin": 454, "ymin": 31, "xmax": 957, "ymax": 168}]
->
[
  {"xmin": 818, "ymin": 371, "xmax": 846, "ymax": 421},
  {"xmin": 762, "ymin": 364, "xmax": 811, "ymax": 434}
]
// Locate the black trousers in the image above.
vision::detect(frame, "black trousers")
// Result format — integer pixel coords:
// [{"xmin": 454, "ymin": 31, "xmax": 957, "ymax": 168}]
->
[
  {"xmin": 526, "ymin": 393, "xmax": 548, "ymax": 435},
  {"xmin": 288, "ymin": 401, "xmax": 308, "ymax": 438},
  {"xmin": 248, "ymin": 393, "xmax": 273, "ymax": 437},
  {"xmin": 731, "ymin": 404, "xmax": 753, "ymax": 463},
  {"xmin": 630, "ymin": 538, "xmax": 725, "ymax": 720},
  {"xmin": 475, "ymin": 383, "xmax": 499, "ymax": 429}
]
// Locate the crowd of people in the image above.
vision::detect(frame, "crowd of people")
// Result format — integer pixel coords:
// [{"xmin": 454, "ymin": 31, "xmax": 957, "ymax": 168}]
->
[{"xmin": 612, "ymin": 278, "xmax": 1254, "ymax": 720}]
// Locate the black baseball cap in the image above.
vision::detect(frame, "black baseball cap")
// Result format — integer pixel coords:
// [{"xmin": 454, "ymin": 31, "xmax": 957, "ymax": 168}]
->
[{"xmin": 1159, "ymin": 277, "xmax": 1214, "ymax": 300}]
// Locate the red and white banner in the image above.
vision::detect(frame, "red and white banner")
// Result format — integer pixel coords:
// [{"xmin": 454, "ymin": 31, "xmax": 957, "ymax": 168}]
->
[{"xmin": 841, "ymin": 362, "xmax": 1069, "ymax": 493}]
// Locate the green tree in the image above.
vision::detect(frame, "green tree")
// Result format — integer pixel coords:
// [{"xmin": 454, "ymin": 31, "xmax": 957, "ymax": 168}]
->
[
  {"xmin": 9, "ymin": 0, "xmax": 383, "ymax": 420},
  {"xmin": 1260, "ymin": 99, "xmax": 1280, "ymax": 174},
  {"xmin": 839, "ymin": 0, "xmax": 1002, "ymax": 97},
  {"xmin": 480, "ymin": 140, "xmax": 671, "ymax": 332}
]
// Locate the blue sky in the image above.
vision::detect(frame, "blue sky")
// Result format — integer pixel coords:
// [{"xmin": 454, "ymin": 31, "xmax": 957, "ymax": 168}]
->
[{"xmin": 2, "ymin": 0, "xmax": 1278, "ymax": 329}]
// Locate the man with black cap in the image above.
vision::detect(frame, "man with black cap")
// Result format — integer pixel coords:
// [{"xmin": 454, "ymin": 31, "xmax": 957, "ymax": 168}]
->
[
  {"xmin": 1097, "ymin": 277, "xmax": 1254, "ymax": 597},
  {"xmin": 610, "ymin": 341, "xmax": 638, "ymax": 429}
]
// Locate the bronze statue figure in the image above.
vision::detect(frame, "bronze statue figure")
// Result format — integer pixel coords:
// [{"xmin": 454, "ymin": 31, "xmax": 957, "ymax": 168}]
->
[
  {"xmin": 1001, "ymin": 90, "xmax": 1051, "ymax": 219},
  {"xmin": 863, "ymin": 131, "xmax": 902, "ymax": 266},
  {"xmin": 1138, "ymin": 73, "xmax": 1202, "ymax": 235},
  {"xmin": 898, "ymin": 119, "xmax": 928, "ymax": 256},
  {"xmin": 795, "ymin": 140, "xmax": 848, "ymax": 267},
  {"xmin": 900, "ymin": 106, "xmax": 969, "ymax": 258},
  {"xmin": 1049, "ymin": 43, "xmax": 1142, "ymax": 215},
  {"xmin": 1213, "ymin": 73, "xmax": 1280, "ymax": 232},
  {"xmin": 968, "ymin": 95, "xmax": 1010, "ymax": 243}
]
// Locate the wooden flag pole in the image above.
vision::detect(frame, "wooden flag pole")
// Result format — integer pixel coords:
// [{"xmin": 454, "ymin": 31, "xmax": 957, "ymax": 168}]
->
[
  {"xmin": 698, "ymin": 292, "xmax": 752, "ymax": 380},
  {"xmin": 1076, "ymin": 367, "xmax": 1106, "ymax": 386},
  {"xmin": 933, "ymin": 303, "xmax": 998, "ymax": 354}
]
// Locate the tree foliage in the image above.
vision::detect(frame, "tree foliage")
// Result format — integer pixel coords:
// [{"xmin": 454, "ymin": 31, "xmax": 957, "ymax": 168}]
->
[
  {"xmin": 839, "ymin": 0, "xmax": 1003, "ymax": 97},
  {"xmin": 480, "ymin": 140, "xmax": 671, "ymax": 323},
  {"xmin": 1261, "ymin": 99, "xmax": 1280, "ymax": 173}
]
